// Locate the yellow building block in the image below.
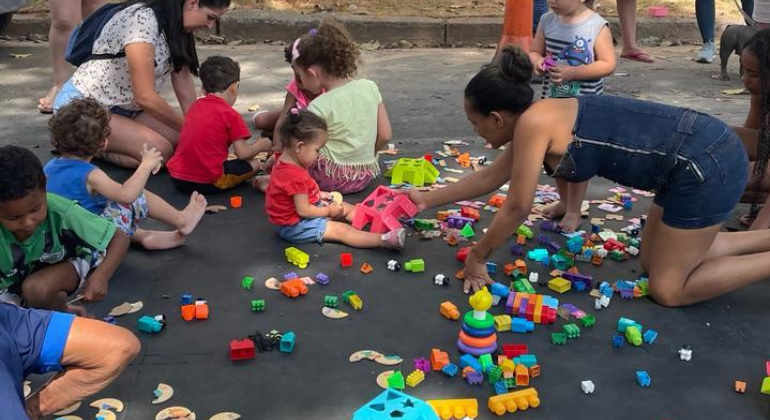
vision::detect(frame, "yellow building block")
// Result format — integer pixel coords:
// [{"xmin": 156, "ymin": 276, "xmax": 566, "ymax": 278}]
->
[
  {"xmin": 349, "ymin": 295, "xmax": 363, "ymax": 310},
  {"xmin": 406, "ymin": 370, "xmax": 425, "ymax": 387},
  {"xmin": 488, "ymin": 388, "xmax": 540, "ymax": 416},
  {"xmin": 285, "ymin": 247, "xmax": 309, "ymax": 269},
  {"xmin": 548, "ymin": 277, "xmax": 571, "ymax": 294},
  {"xmin": 427, "ymin": 398, "xmax": 479, "ymax": 420},
  {"xmin": 500, "ymin": 358, "xmax": 515, "ymax": 373},
  {"xmin": 493, "ymin": 314, "xmax": 512, "ymax": 332}
]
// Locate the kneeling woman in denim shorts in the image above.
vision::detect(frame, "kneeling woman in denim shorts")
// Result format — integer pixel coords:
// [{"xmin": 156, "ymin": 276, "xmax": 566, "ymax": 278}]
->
[{"xmin": 407, "ymin": 46, "xmax": 759, "ymax": 307}]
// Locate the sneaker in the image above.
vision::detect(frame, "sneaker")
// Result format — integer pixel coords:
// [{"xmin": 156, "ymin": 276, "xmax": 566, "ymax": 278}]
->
[
  {"xmin": 695, "ymin": 41, "xmax": 716, "ymax": 63},
  {"xmin": 382, "ymin": 228, "xmax": 406, "ymax": 251}
]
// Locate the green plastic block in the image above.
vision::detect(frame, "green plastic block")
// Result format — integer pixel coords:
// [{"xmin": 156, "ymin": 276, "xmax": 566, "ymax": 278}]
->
[
  {"xmin": 342, "ymin": 290, "xmax": 357, "ymax": 303},
  {"xmin": 762, "ymin": 377, "xmax": 770, "ymax": 395},
  {"xmin": 487, "ymin": 366, "xmax": 503, "ymax": 384},
  {"xmin": 579, "ymin": 314, "xmax": 596, "ymax": 328},
  {"xmin": 516, "ymin": 225, "xmax": 533, "ymax": 239},
  {"xmin": 563, "ymin": 323, "xmax": 581, "ymax": 339},
  {"xmin": 513, "ymin": 279, "xmax": 535, "ymax": 294},
  {"xmin": 479, "ymin": 354, "xmax": 494, "ymax": 371},
  {"xmin": 625, "ymin": 326, "xmax": 642, "ymax": 346},
  {"xmin": 413, "ymin": 219, "xmax": 438, "ymax": 231},
  {"xmin": 250, "ymin": 299, "xmax": 265, "ymax": 312},
  {"xmin": 387, "ymin": 371, "xmax": 405, "ymax": 390},
  {"xmin": 610, "ymin": 250, "xmax": 625, "ymax": 261},
  {"xmin": 459, "ymin": 224, "xmax": 475, "ymax": 238},
  {"xmin": 637, "ymin": 279, "xmax": 649, "ymax": 296},
  {"xmin": 551, "ymin": 332, "xmax": 567, "ymax": 345},
  {"xmin": 503, "ymin": 377, "xmax": 517, "ymax": 389},
  {"xmin": 324, "ymin": 295, "xmax": 338, "ymax": 308},
  {"xmin": 404, "ymin": 259, "xmax": 425, "ymax": 273},
  {"xmin": 241, "ymin": 276, "xmax": 255, "ymax": 290}
]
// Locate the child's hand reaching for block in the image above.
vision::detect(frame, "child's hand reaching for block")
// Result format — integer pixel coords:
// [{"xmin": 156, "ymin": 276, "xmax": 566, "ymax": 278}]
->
[{"xmin": 140, "ymin": 144, "xmax": 163, "ymax": 174}]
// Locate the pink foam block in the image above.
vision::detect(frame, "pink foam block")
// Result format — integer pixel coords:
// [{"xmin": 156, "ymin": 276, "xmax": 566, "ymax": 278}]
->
[{"xmin": 352, "ymin": 186, "xmax": 420, "ymax": 233}]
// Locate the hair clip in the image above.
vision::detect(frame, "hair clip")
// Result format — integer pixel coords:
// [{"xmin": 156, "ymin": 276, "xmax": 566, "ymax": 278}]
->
[
  {"xmin": 290, "ymin": 107, "xmax": 300, "ymax": 115},
  {"xmin": 291, "ymin": 38, "xmax": 301, "ymax": 61},
  {"xmin": 308, "ymin": 28, "xmax": 318, "ymax": 36}
]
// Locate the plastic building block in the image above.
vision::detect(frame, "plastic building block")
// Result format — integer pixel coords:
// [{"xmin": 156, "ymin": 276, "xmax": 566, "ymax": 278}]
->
[
  {"xmin": 285, "ymin": 247, "xmax": 309, "ymax": 269},
  {"xmin": 137, "ymin": 315, "xmax": 164, "ymax": 333},
  {"xmin": 612, "ymin": 335, "xmax": 624, "ymax": 348},
  {"xmin": 517, "ymin": 354, "xmax": 537, "ymax": 368},
  {"xmin": 446, "ymin": 215, "xmax": 475, "ymax": 229},
  {"xmin": 501, "ymin": 344, "xmax": 528, "ymax": 358},
  {"xmin": 625, "ymin": 326, "xmax": 642, "ymax": 346},
  {"xmin": 405, "ymin": 259, "xmax": 426, "ymax": 273},
  {"xmin": 340, "ymin": 253, "xmax": 353, "ymax": 267},
  {"xmin": 466, "ymin": 371, "xmax": 483, "ymax": 385},
  {"xmin": 459, "ymin": 224, "xmax": 475, "ymax": 238},
  {"xmin": 180, "ymin": 293, "xmax": 194, "ymax": 305},
  {"xmin": 250, "ymin": 299, "xmax": 265, "ymax": 312},
  {"xmin": 617, "ymin": 317, "xmax": 642, "ymax": 333},
  {"xmin": 352, "ymin": 186, "xmax": 420, "ymax": 233},
  {"xmin": 510, "ymin": 318, "xmax": 535, "ymax": 333},
  {"xmin": 279, "ymin": 331, "xmax": 296, "ymax": 353},
  {"xmin": 315, "ymin": 272, "xmax": 330, "ymax": 285},
  {"xmin": 479, "ymin": 354, "xmax": 494, "ymax": 371},
  {"xmin": 735, "ymin": 380, "xmax": 747, "ymax": 393},
  {"xmin": 284, "ymin": 272, "xmax": 298, "ymax": 281},
  {"xmin": 194, "ymin": 299, "xmax": 209, "ymax": 320},
  {"xmin": 241, "ymin": 276, "xmax": 255, "ymax": 290},
  {"xmin": 440, "ymin": 301, "xmax": 460, "ymax": 320},
  {"xmin": 456, "ymin": 247, "xmax": 471, "ymax": 262},
  {"xmin": 581, "ymin": 380, "xmax": 595, "ymax": 394},
  {"xmin": 360, "ymin": 263, "xmax": 374, "ymax": 274},
  {"xmin": 181, "ymin": 304, "xmax": 196, "ymax": 321},
  {"xmin": 487, "ymin": 366, "xmax": 503, "ymax": 384},
  {"xmin": 548, "ymin": 277, "xmax": 571, "ymax": 293},
  {"xmin": 486, "ymin": 262, "xmax": 498, "ymax": 274},
  {"xmin": 513, "ymin": 279, "xmax": 535, "ymax": 294},
  {"xmin": 643, "ymin": 329, "xmax": 658, "ymax": 344},
  {"xmin": 342, "ymin": 290, "xmax": 357, "ymax": 303},
  {"xmin": 442, "ymin": 363, "xmax": 459, "ymax": 378},
  {"xmin": 505, "ymin": 292, "xmax": 559, "ymax": 324},
  {"xmin": 636, "ymin": 371, "xmax": 651, "ymax": 387},
  {"xmin": 515, "ymin": 364, "xmax": 529, "ymax": 386},
  {"xmin": 527, "ymin": 248, "xmax": 548, "ymax": 262},
  {"xmin": 579, "ymin": 314, "xmax": 596, "ymax": 328},
  {"xmin": 679, "ymin": 345, "xmax": 693, "ymax": 361},
  {"xmin": 491, "ymin": 283, "xmax": 510, "ymax": 299},
  {"xmin": 494, "ymin": 314, "xmax": 512, "ymax": 332},
  {"xmin": 763, "ymin": 377, "xmax": 770, "ymax": 395},
  {"xmin": 229, "ymin": 339, "xmax": 256, "ymax": 361},
  {"xmin": 461, "ymin": 207, "xmax": 480, "ymax": 221},
  {"xmin": 434, "ymin": 274, "xmax": 449, "ymax": 286},
  {"xmin": 352, "ymin": 389, "xmax": 437, "ymax": 420},
  {"xmin": 324, "ymin": 295, "xmax": 338, "ymax": 308},
  {"xmin": 280, "ymin": 278, "xmax": 308, "ymax": 298},
  {"xmin": 488, "ymin": 388, "xmax": 540, "ymax": 416},
  {"xmin": 387, "ymin": 260, "xmax": 402, "ymax": 271},
  {"xmin": 563, "ymin": 323, "xmax": 581, "ymax": 339},
  {"xmin": 528, "ymin": 273, "xmax": 539, "ymax": 284},
  {"xmin": 494, "ymin": 381, "xmax": 508, "ymax": 395},
  {"xmin": 460, "ymin": 354, "xmax": 482, "ymax": 372},
  {"xmin": 414, "ymin": 358, "xmax": 431, "ymax": 372},
  {"xmin": 499, "ymin": 358, "xmax": 515, "ymax": 373},
  {"xmin": 406, "ymin": 370, "xmax": 425, "ymax": 387},
  {"xmin": 510, "ymin": 244, "xmax": 524, "ymax": 255},
  {"xmin": 349, "ymin": 295, "xmax": 363, "ymax": 310},
  {"xmin": 551, "ymin": 332, "xmax": 567, "ymax": 345},
  {"xmin": 431, "ymin": 349, "xmax": 450, "ymax": 371},
  {"xmin": 385, "ymin": 158, "xmax": 440, "ymax": 186},
  {"xmin": 387, "ymin": 371, "xmax": 406, "ymax": 390},
  {"xmin": 427, "ymin": 398, "xmax": 479, "ymax": 420},
  {"xmin": 516, "ymin": 225, "xmax": 533, "ymax": 239}
]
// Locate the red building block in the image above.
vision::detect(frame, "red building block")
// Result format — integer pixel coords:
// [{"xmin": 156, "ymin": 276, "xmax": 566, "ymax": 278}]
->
[
  {"xmin": 456, "ymin": 247, "xmax": 471, "ymax": 262},
  {"xmin": 340, "ymin": 253, "xmax": 353, "ymax": 267},
  {"xmin": 351, "ymin": 186, "xmax": 419, "ymax": 233},
  {"xmin": 230, "ymin": 339, "xmax": 255, "ymax": 361},
  {"xmin": 461, "ymin": 207, "xmax": 480, "ymax": 221},
  {"xmin": 502, "ymin": 344, "xmax": 529, "ymax": 358}
]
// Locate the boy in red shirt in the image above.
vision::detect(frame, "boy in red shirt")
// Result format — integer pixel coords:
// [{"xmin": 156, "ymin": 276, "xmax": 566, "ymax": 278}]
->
[{"xmin": 168, "ymin": 56, "xmax": 271, "ymax": 194}]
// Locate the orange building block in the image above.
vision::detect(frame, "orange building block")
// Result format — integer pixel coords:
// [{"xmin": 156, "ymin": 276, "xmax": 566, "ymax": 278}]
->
[
  {"xmin": 360, "ymin": 263, "xmax": 374, "ymax": 274},
  {"xmin": 529, "ymin": 365, "xmax": 541, "ymax": 378},
  {"xmin": 462, "ymin": 366, "xmax": 477, "ymax": 379},
  {"xmin": 431, "ymin": 348, "xmax": 450, "ymax": 371},
  {"xmin": 427, "ymin": 398, "xmax": 479, "ymax": 420},
  {"xmin": 487, "ymin": 194, "xmax": 507, "ymax": 208},
  {"xmin": 514, "ymin": 260, "xmax": 527, "ymax": 275},
  {"xmin": 280, "ymin": 278, "xmax": 309, "ymax": 298},
  {"xmin": 440, "ymin": 301, "xmax": 460, "ymax": 321},
  {"xmin": 455, "ymin": 269, "xmax": 465, "ymax": 279},
  {"xmin": 195, "ymin": 302, "xmax": 209, "ymax": 320},
  {"xmin": 457, "ymin": 153, "xmax": 471, "ymax": 168},
  {"xmin": 515, "ymin": 364, "xmax": 530, "ymax": 386},
  {"xmin": 516, "ymin": 235, "xmax": 526, "ymax": 245},
  {"xmin": 461, "ymin": 207, "xmax": 480, "ymax": 221},
  {"xmin": 181, "ymin": 304, "xmax": 196, "ymax": 321},
  {"xmin": 488, "ymin": 388, "xmax": 540, "ymax": 416},
  {"xmin": 504, "ymin": 263, "xmax": 515, "ymax": 276},
  {"xmin": 735, "ymin": 381, "xmax": 747, "ymax": 393}
]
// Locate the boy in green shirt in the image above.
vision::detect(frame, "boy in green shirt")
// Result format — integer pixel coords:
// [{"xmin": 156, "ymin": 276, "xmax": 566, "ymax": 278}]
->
[{"xmin": 0, "ymin": 146, "xmax": 129, "ymax": 315}]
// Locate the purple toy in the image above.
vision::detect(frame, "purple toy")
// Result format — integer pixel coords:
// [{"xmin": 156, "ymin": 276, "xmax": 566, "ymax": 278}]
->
[
  {"xmin": 541, "ymin": 220, "xmax": 561, "ymax": 233},
  {"xmin": 456, "ymin": 339, "xmax": 498, "ymax": 356},
  {"xmin": 541, "ymin": 53, "xmax": 558, "ymax": 72},
  {"xmin": 510, "ymin": 244, "xmax": 524, "ymax": 255},
  {"xmin": 446, "ymin": 215, "xmax": 474, "ymax": 229},
  {"xmin": 315, "ymin": 273, "xmax": 330, "ymax": 286},
  {"xmin": 466, "ymin": 370, "xmax": 483, "ymax": 385},
  {"xmin": 414, "ymin": 357, "xmax": 431, "ymax": 372}
]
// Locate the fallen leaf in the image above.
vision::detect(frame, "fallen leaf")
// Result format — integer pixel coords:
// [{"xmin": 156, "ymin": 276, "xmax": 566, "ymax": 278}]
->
[{"xmin": 10, "ymin": 53, "xmax": 31, "ymax": 58}]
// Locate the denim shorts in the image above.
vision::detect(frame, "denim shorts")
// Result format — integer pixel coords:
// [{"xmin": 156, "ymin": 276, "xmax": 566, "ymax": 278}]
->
[
  {"xmin": 277, "ymin": 217, "xmax": 328, "ymax": 244},
  {"xmin": 550, "ymin": 95, "xmax": 748, "ymax": 229},
  {"xmin": 54, "ymin": 79, "xmax": 142, "ymax": 119}
]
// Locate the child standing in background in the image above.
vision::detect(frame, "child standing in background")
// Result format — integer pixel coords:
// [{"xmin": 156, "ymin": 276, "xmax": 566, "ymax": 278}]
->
[
  {"xmin": 44, "ymin": 99, "xmax": 208, "ymax": 250},
  {"xmin": 528, "ymin": 0, "xmax": 616, "ymax": 231},
  {"xmin": 266, "ymin": 109, "xmax": 405, "ymax": 250}
]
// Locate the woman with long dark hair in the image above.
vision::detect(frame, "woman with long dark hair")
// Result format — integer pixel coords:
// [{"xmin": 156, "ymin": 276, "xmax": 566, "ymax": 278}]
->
[
  {"xmin": 52, "ymin": 0, "xmax": 230, "ymax": 168},
  {"xmin": 405, "ymin": 46, "xmax": 770, "ymax": 307}
]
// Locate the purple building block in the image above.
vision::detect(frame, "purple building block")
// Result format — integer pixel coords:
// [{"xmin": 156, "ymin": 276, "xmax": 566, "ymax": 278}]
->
[
  {"xmin": 547, "ymin": 241, "xmax": 562, "ymax": 253},
  {"xmin": 562, "ymin": 272, "xmax": 593, "ymax": 291},
  {"xmin": 510, "ymin": 244, "xmax": 524, "ymax": 255},
  {"xmin": 620, "ymin": 288, "xmax": 635, "ymax": 299},
  {"xmin": 536, "ymin": 234, "xmax": 550, "ymax": 245},
  {"xmin": 541, "ymin": 220, "xmax": 561, "ymax": 233},
  {"xmin": 315, "ymin": 273, "xmax": 330, "ymax": 286},
  {"xmin": 466, "ymin": 370, "xmax": 483, "ymax": 385},
  {"xmin": 447, "ymin": 215, "xmax": 474, "ymax": 229},
  {"xmin": 284, "ymin": 272, "xmax": 298, "ymax": 280},
  {"xmin": 414, "ymin": 357, "xmax": 431, "ymax": 372}
]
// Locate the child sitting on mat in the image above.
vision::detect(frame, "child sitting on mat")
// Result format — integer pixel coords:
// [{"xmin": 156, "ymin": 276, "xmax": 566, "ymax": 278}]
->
[
  {"xmin": 44, "ymin": 98, "xmax": 207, "ymax": 250},
  {"xmin": 265, "ymin": 109, "xmax": 405, "ymax": 250}
]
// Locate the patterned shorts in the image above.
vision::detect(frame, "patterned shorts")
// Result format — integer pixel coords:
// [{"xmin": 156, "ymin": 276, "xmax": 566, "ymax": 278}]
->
[{"xmin": 101, "ymin": 192, "xmax": 150, "ymax": 235}]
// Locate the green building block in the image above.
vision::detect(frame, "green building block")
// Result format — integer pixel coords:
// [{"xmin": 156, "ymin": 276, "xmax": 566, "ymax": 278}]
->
[
  {"xmin": 516, "ymin": 225, "xmax": 533, "ymax": 239},
  {"xmin": 459, "ymin": 224, "xmax": 475, "ymax": 238},
  {"xmin": 610, "ymin": 250, "xmax": 625, "ymax": 261},
  {"xmin": 487, "ymin": 366, "xmax": 503, "ymax": 384},
  {"xmin": 503, "ymin": 377, "xmax": 517, "ymax": 389},
  {"xmin": 479, "ymin": 354, "xmax": 494, "ymax": 371},
  {"xmin": 241, "ymin": 276, "xmax": 255, "ymax": 290},
  {"xmin": 513, "ymin": 279, "xmax": 535, "ymax": 294},
  {"xmin": 637, "ymin": 279, "xmax": 649, "ymax": 296},
  {"xmin": 551, "ymin": 332, "xmax": 567, "ymax": 345},
  {"xmin": 387, "ymin": 371, "xmax": 405, "ymax": 390},
  {"xmin": 404, "ymin": 259, "xmax": 425, "ymax": 273},
  {"xmin": 762, "ymin": 377, "xmax": 770, "ymax": 395},
  {"xmin": 324, "ymin": 295, "xmax": 338, "ymax": 308},
  {"xmin": 579, "ymin": 314, "xmax": 596, "ymax": 328},
  {"xmin": 625, "ymin": 325, "xmax": 642, "ymax": 346},
  {"xmin": 385, "ymin": 158, "xmax": 440, "ymax": 186},
  {"xmin": 413, "ymin": 219, "xmax": 438, "ymax": 231},
  {"xmin": 563, "ymin": 323, "xmax": 581, "ymax": 339},
  {"xmin": 250, "ymin": 299, "xmax": 265, "ymax": 312},
  {"xmin": 342, "ymin": 290, "xmax": 358, "ymax": 303}
]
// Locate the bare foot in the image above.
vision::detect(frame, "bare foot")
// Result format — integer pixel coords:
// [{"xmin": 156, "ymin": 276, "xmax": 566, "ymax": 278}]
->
[
  {"xmin": 178, "ymin": 192, "xmax": 208, "ymax": 236},
  {"xmin": 558, "ymin": 212, "xmax": 581, "ymax": 233},
  {"xmin": 37, "ymin": 85, "xmax": 60, "ymax": 114},
  {"xmin": 253, "ymin": 175, "xmax": 270, "ymax": 193},
  {"xmin": 542, "ymin": 201, "xmax": 566, "ymax": 219},
  {"xmin": 133, "ymin": 229, "xmax": 186, "ymax": 250}
]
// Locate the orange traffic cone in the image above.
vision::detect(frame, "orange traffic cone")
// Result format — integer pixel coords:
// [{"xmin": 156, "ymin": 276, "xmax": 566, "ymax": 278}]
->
[{"xmin": 496, "ymin": 0, "xmax": 534, "ymax": 58}]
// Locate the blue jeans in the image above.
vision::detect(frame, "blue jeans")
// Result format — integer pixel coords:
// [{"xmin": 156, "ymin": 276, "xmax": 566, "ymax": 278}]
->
[
  {"xmin": 550, "ymin": 95, "xmax": 748, "ymax": 229},
  {"xmin": 697, "ymin": 0, "xmax": 754, "ymax": 43},
  {"xmin": 277, "ymin": 217, "xmax": 328, "ymax": 244}
]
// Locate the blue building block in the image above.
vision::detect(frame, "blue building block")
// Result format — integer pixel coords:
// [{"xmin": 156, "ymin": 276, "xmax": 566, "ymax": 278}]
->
[
  {"xmin": 511, "ymin": 318, "xmax": 535, "ymax": 333},
  {"xmin": 352, "ymin": 389, "xmax": 439, "ymax": 420},
  {"xmin": 490, "ymin": 282, "xmax": 510, "ymax": 299},
  {"xmin": 636, "ymin": 371, "xmax": 651, "ymax": 387},
  {"xmin": 494, "ymin": 381, "xmax": 508, "ymax": 395},
  {"xmin": 566, "ymin": 236, "xmax": 584, "ymax": 254},
  {"xmin": 591, "ymin": 224, "xmax": 601, "ymax": 234},
  {"xmin": 137, "ymin": 316, "xmax": 163, "ymax": 334},
  {"xmin": 518, "ymin": 354, "xmax": 537, "ymax": 368},
  {"xmin": 486, "ymin": 262, "xmax": 498, "ymax": 274},
  {"xmin": 527, "ymin": 248, "xmax": 548, "ymax": 262},
  {"xmin": 612, "ymin": 335, "xmax": 624, "ymax": 348},
  {"xmin": 617, "ymin": 317, "xmax": 643, "ymax": 333},
  {"xmin": 280, "ymin": 331, "xmax": 296, "ymax": 353},
  {"xmin": 540, "ymin": 256, "xmax": 550, "ymax": 267},
  {"xmin": 573, "ymin": 280, "xmax": 587, "ymax": 292},
  {"xmin": 316, "ymin": 272, "xmax": 330, "ymax": 286},
  {"xmin": 284, "ymin": 272, "xmax": 298, "ymax": 281},
  {"xmin": 551, "ymin": 254, "xmax": 568, "ymax": 271},
  {"xmin": 180, "ymin": 293, "xmax": 193, "ymax": 305},
  {"xmin": 441, "ymin": 363, "xmax": 459, "ymax": 378},
  {"xmin": 643, "ymin": 329, "xmax": 658, "ymax": 344},
  {"xmin": 459, "ymin": 354, "xmax": 482, "ymax": 372}
]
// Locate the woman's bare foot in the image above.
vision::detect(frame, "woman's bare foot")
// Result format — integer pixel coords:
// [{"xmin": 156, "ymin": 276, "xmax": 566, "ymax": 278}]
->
[
  {"xmin": 558, "ymin": 212, "xmax": 581, "ymax": 233},
  {"xmin": 37, "ymin": 85, "xmax": 60, "ymax": 114},
  {"xmin": 542, "ymin": 201, "xmax": 566, "ymax": 219},
  {"xmin": 133, "ymin": 229, "xmax": 186, "ymax": 250},
  {"xmin": 178, "ymin": 192, "xmax": 208, "ymax": 236},
  {"xmin": 253, "ymin": 175, "xmax": 270, "ymax": 193}
]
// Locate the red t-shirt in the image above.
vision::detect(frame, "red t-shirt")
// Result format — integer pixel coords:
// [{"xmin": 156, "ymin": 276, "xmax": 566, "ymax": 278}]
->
[
  {"xmin": 265, "ymin": 160, "xmax": 321, "ymax": 226},
  {"xmin": 167, "ymin": 95, "xmax": 251, "ymax": 184}
]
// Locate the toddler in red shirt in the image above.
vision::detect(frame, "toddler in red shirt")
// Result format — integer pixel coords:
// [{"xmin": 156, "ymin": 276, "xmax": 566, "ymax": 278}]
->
[
  {"xmin": 168, "ymin": 56, "xmax": 271, "ymax": 194},
  {"xmin": 266, "ymin": 109, "xmax": 405, "ymax": 249}
]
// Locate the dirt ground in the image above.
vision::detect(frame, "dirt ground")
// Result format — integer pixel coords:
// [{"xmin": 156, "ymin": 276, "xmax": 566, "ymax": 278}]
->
[{"xmin": 22, "ymin": 0, "xmax": 746, "ymax": 20}]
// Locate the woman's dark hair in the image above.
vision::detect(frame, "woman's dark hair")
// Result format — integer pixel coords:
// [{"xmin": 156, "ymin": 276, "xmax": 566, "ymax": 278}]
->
[
  {"xmin": 279, "ymin": 109, "xmax": 328, "ymax": 146},
  {"xmin": 745, "ymin": 29, "xmax": 770, "ymax": 217},
  {"xmin": 125, "ymin": 0, "xmax": 231, "ymax": 76},
  {"xmin": 49, "ymin": 98, "xmax": 110, "ymax": 157},
  {"xmin": 0, "ymin": 146, "xmax": 46, "ymax": 202},
  {"xmin": 294, "ymin": 20, "xmax": 359, "ymax": 78},
  {"xmin": 464, "ymin": 46, "xmax": 534, "ymax": 116}
]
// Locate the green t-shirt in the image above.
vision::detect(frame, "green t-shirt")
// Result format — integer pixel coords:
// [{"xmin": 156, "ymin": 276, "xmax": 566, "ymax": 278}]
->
[
  {"xmin": 0, "ymin": 193, "xmax": 116, "ymax": 291},
  {"xmin": 307, "ymin": 79, "xmax": 382, "ymax": 168}
]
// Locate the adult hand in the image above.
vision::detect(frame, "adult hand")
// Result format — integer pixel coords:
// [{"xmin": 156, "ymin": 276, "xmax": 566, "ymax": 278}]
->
[
  {"xmin": 549, "ymin": 65, "xmax": 576, "ymax": 84},
  {"xmin": 397, "ymin": 188, "xmax": 429, "ymax": 213},
  {"xmin": 463, "ymin": 248, "xmax": 495, "ymax": 294}
]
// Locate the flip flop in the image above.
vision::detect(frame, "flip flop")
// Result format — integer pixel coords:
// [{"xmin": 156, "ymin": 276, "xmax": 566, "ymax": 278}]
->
[
  {"xmin": 620, "ymin": 51, "xmax": 655, "ymax": 63},
  {"xmin": 37, "ymin": 100, "xmax": 54, "ymax": 114}
]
